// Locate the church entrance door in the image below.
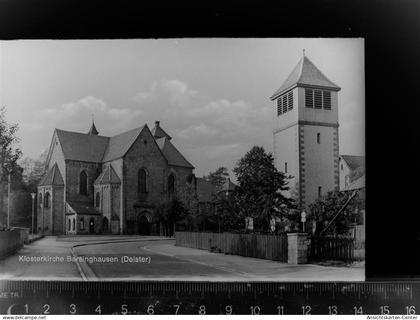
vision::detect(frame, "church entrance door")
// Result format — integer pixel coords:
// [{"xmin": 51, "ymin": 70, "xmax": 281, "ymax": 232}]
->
[
  {"xmin": 89, "ymin": 218, "xmax": 95, "ymax": 234},
  {"xmin": 137, "ymin": 214, "xmax": 150, "ymax": 235}
]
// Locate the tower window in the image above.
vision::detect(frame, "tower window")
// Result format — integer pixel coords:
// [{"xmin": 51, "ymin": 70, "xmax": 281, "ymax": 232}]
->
[
  {"xmin": 277, "ymin": 98, "xmax": 282, "ymax": 116},
  {"xmin": 282, "ymin": 95, "xmax": 287, "ymax": 113},
  {"xmin": 284, "ymin": 162, "xmax": 288, "ymax": 173},
  {"xmin": 341, "ymin": 163, "xmax": 343, "ymax": 170},
  {"xmin": 314, "ymin": 90, "xmax": 323, "ymax": 109},
  {"xmin": 287, "ymin": 91, "xmax": 293, "ymax": 111},
  {"xmin": 323, "ymin": 91, "xmax": 331, "ymax": 109},
  {"xmin": 317, "ymin": 133, "xmax": 321, "ymax": 144},
  {"xmin": 305, "ymin": 89, "xmax": 314, "ymax": 108},
  {"xmin": 318, "ymin": 186, "xmax": 322, "ymax": 197},
  {"xmin": 306, "ymin": 89, "xmax": 331, "ymax": 110}
]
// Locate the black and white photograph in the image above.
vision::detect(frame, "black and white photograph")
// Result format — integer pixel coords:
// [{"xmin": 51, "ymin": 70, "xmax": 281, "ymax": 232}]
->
[{"xmin": 0, "ymin": 38, "xmax": 365, "ymax": 282}]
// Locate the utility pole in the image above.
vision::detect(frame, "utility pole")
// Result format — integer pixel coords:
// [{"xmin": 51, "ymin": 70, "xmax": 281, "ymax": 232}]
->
[{"xmin": 7, "ymin": 173, "xmax": 11, "ymax": 229}]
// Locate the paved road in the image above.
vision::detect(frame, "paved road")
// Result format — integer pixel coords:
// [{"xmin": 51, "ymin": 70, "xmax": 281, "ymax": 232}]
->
[
  {"xmin": 0, "ymin": 237, "xmax": 80, "ymax": 280},
  {"xmin": 0, "ymin": 236, "xmax": 364, "ymax": 281}
]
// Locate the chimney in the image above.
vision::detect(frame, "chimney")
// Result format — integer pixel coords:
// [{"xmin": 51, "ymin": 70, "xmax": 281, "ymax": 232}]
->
[{"xmin": 155, "ymin": 120, "xmax": 160, "ymax": 127}]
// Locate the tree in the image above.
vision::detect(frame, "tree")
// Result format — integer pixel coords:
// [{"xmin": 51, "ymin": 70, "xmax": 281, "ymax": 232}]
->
[
  {"xmin": 204, "ymin": 166, "xmax": 229, "ymax": 192},
  {"xmin": 177, "ymin": 181, "xmax": 200, "ymax": 231},
  {"xmin": 155, "ymin": 197, "xmax": 188, "ymax": 236},
  {"xmin": 0, "ymin": 107, "xmax": 24, "ymax": 227},
  {"xmin": 20, "ymin": 149, "xmax": 48, "ymax": 192},
  {"xmin": 233, "ymin": 146, "xmax": 295, "ymax": 232},
  {"xmin": 309, "ymin": 189, "xmax": 365, "ymax": 236}
]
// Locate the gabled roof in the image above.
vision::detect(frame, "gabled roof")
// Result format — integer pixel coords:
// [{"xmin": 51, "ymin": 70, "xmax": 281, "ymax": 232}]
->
[
  {"xmin": 152, "ymin": 121, "xmax": 172, "ymax": 140},
  {"xmin": 94, "ymin": 164, "xmax": 121, "ymax": 185},
  {"xmin": 155, "ymin": 137, "xmax": 194, "ymax": 168},
  {"xmin": 39, "ymin": 163, "xmax": 64, "ymax": 186},
  {"xmin": 270, "ymin": 55, "xmax": 340, "ymax": 100},
  {"xmin": 341, "ymin": 155, "xmax": 365, "ymax": 171},
  {"xmin": 56, "ymin": 129, "xmax": 109, "ymax": 163},
  {"xmin": 67, "ymin": 201, "xmax": 101, "ymax": 215},
  {"xmin": 196, "ymin": 177, "xmax": 216, "ymax": 203},
  {"xmin": 101, "ymin": 126, "xmax": 145, "ymax": 162}
]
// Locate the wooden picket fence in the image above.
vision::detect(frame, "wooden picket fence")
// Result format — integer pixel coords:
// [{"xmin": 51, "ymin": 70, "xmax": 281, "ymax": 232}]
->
[
  {"xmin": 175, "ymin": 232, "xmax": 288, "ymax": 262},
  {"xmin": 310, "ymin": 236, "xmax": 355, "ymax": 261}
]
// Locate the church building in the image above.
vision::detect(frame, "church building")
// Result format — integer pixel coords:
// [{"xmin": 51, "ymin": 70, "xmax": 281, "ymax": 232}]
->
[
  {"xmin": 271, "ymin": 52, "xmax": 341, "ymax": 209},
  {"xmin": 37, "ymin": 121, "xmax": 194, "ymax": 235}
]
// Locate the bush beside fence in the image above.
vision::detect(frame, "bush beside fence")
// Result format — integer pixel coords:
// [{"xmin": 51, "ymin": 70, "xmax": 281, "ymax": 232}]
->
[
  {"xmin": 175, "ymin": 232, "xmax": 288, "ymax": 262},
  {"xmin": 0, "ymin": 230, "xmax": 24, "ymax": 259}
]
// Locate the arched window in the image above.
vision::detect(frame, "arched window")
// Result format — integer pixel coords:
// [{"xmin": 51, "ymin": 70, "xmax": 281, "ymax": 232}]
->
[
  {"xmin": 72, "ymin": 218, "xmax": 75, "ymax": 231},
  {"xmin": 44, "ymin": 192, "xmax": 50, "ymax": 208},
  {"xmin": 80, "ymin": 217, "xmax": 85, "ymax": 230},
  {"xmin": 39, "ymin": 193, "xmax": 43, "ymax": 208},
  {"xmin": 168, "ymin": 173, "xmax": 175, "ymax": 196},
  {"xmin": 79, "ymin": 171, "xmax": 88, "ymax": 195},
  {"xmin": 138, "ymin": 168, "xmax": 148, "ymax": 195},
  {"xmin": 68, "ymin": 219, "xmax": 71, "ymax": 231},
  {"xmin": 95, "ymin": 192, "xmax": 100, "ymax": 208}
]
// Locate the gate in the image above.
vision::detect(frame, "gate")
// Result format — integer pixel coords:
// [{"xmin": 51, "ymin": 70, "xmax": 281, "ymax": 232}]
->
[{"xmin": 310, "ymin": 236, "xmax": 355, "ymax": 261}]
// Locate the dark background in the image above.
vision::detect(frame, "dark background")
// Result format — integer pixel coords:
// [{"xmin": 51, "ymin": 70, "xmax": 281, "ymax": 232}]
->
[{"xmin": 1, "ymin": 0, "xmax": 419, "ymax": 279}]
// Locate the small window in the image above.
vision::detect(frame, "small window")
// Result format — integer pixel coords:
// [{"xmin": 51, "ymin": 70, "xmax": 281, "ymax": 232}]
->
[
  {"xmin": 277, "ymin": 98, "xmax": 282, "ymax": 116},
  {"xmin": 317, "ymin": 133, "xmax": 321, "ymax": 144},
  {"xmin": 68, "ymin": 219, "xmax": 71, "ymax": 231},
  {"xmin": 287, "ymin": 91, "xmax": 293, "ymax": 111},
  {"xmin": 44, "ymin": 192, "xmax": 50, "ymax": 208},
  {"xmin": 95, "ymin": 192, "xmax": 100, "ymax": 208},
  {"xmin": 314, "ymin": 90, "xmax": 323, "ymax": 109},
  {"xmin": 318, "ymin": 186, "xmax": 322, "ymax": 197},
  {"xmin": 39, "ymin": 193, "xmax": 43, "ymax": 208},
  {"xmin": 305, "ymin": 88, "xmax": 314, "ymax": 108},
  {"xmin": 323, "ymin": 91, "xmax": 331, "ymax": 110},
  {"xmin": 284, "ymin": 162, "xmax": 288, "ymax": 173},
  {"xmin": 72, "ymin": 218, "xmax": 76, "ymax": 231},
  {"xmin": 282, "ymin": 95, "xmax": 287, "ymax": 113},
  {"xmin": 341, "ymin": 163, "xmax": 343, "ymax": 171},
  {"xmin": 80, "ymin": 218, "xmax": 85, "ymax": 230}
]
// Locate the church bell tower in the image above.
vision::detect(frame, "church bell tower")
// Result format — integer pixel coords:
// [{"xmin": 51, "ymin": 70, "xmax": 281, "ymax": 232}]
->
[{"xmin": 271, "ymin": 52, "xmax": 341, "ymax": 209}]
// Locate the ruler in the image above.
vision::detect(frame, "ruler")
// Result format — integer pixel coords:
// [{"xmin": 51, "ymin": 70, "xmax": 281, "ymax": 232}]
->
[{"xmin": 0, "ymin": 281, "xmax": 418, "ymax": 315}]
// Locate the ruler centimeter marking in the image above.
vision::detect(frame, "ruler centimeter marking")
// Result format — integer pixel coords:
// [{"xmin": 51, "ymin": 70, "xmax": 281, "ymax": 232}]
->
[{"xmin": 0, "ymin": 281, "xmax": 418, "ymax": 315}]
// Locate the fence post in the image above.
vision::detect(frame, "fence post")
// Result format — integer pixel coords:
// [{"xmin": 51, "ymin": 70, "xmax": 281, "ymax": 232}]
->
[{"xmin": 287, "ymin": 233, "xmax": 309, "ymax": 264}]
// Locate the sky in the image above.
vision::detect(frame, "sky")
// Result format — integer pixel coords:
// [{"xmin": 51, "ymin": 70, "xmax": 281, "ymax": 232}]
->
[{"xmin": 0, "ymin": 39, "xmax": 364, "ymax": 178}]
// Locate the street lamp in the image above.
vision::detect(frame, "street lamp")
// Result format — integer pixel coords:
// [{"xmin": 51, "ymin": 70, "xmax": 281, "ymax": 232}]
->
[{"xmin": 30, "ymin": 193, "xmax": 36, "ymax": 237}]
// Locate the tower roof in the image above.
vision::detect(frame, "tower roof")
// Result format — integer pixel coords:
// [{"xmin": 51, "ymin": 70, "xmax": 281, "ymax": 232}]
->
[
  {"xmin": 152, "ymin": 120, "xmax": 172, "ymax": 140},
  {"xmin": 39, "ymin": 163, "xmax": 64, "ymax": 186},
  {"xmin": 270, "ymin": 55, "xmax": 341, "ymax": 100},
  {"xmin": 88, "ymin": 121, "xmax": 99, "ymax": 135}
]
